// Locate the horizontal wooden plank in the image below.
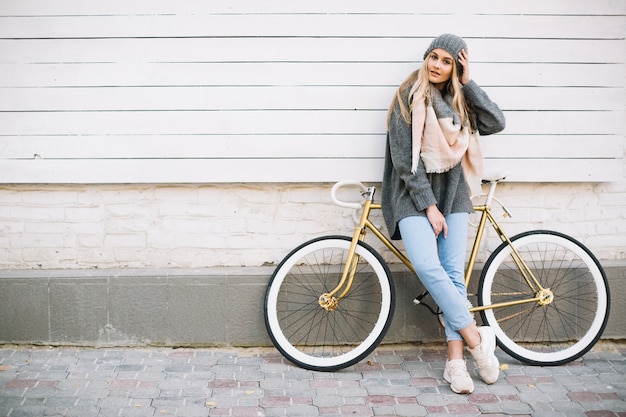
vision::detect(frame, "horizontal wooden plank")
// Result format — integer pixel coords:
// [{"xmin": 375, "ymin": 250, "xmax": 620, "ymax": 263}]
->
[
  {"xmin": 0, "ymin": 86, "xmax": 393, "ymax": 112},
  {"xmin": 0, "ymin": 86, "xmax": 622, "ymax": 112},
  {"xmin": 1, "ymin": 135, "xmax": 620, "ymax": 160},
  {"xmin": 1, "ymin": 38, "xmax": 623, "ymax": 64},
  {"xmin": 1, "ymin": 0, "xmax": 623, "ymax": 17},
  {"xmin": 0, "ymin": 135, "xmax": 386, "ymax": 159},
  {"xmin": 484, "ymin": 87, "xmax": 625, "ymax": 112},
  {"xmin": 483, "ymin": 159, "xmax": 623, "ymax": 183},
  {"xmin": 481, "ymin": 136, "xmax": 623, "ymax": 159},
  {"xmin": 0, "ymin": 158, "xmax": 388, "ymax": 183},
  {"xmin": 0, "ymin": 110, "xmax": 387, "ymax": 136},
  {"xmin": 0, "ymin": 157, "xmax": 620, "ymax": 184},
  {"xmin": 504, "ymin": 111, "xmax": 623, "ymax": 135},
  {"xmin": 0, "ymin": 110, "xmax": 622, "ymax": 136},
  {"xmin": 0, "ymin": 14, "xmax": 623, "ymax": 39},
  {"xmin": 1, "ymin": 62, "xmax": 623, "ymax": 88}
]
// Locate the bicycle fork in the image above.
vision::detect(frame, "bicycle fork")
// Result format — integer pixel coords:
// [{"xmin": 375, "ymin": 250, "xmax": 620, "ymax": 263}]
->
[{"xmin": 318, "ymin": 187, "xmax": 377, "ymax": 311}]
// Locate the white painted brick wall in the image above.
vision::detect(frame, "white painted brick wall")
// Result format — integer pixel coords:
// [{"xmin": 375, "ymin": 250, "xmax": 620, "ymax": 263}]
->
[{"xmin": 0, "ymin": 181, "xmax": 624, "ymax": 270}]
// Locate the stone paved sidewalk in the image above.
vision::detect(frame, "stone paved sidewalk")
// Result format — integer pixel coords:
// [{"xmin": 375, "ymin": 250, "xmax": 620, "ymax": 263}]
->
[{"xmin": 0, "ymin": 341, "xmax": 624, "ymax": 417}]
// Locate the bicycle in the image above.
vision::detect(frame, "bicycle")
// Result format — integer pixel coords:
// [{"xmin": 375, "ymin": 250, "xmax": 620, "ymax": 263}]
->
[{"xmin": 264, "ymin": 174, "xmax": 610, "ymax": 371}]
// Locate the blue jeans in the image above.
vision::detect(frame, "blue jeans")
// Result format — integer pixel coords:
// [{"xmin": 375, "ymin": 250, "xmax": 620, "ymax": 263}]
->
[{"xmin": 399, "ymin": 213, "xmax": 473, "ymax": 341}]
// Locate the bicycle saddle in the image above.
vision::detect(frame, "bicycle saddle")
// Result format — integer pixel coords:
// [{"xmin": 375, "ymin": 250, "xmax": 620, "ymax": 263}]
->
[{"xmin": 482, "ymin": 170, "xmax": 511, "ymax": 184}]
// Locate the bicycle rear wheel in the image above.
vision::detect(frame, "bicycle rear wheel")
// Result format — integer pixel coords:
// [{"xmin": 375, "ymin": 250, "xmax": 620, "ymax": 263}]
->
[
  {"xmin": 478, "ymin": 230, "xmax": 610, "ymax": 366},
  {"xmin": 264, "ymin": 235, "xmax": 394, "ymax": 371}
]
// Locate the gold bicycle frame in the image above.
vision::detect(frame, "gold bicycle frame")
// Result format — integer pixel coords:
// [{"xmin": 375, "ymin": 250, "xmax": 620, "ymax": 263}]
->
[{"xmin": 321, "ymin": 182, "xmax": 551, "ymax": 314}]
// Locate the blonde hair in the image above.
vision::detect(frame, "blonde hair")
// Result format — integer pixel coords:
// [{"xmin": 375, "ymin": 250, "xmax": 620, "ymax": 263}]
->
[{"xmin": 386, "ymin": 55, "xmax": 472, "ymax": 130}]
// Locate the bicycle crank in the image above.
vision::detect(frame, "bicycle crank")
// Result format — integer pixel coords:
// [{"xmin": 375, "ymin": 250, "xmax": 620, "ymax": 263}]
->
[{"xmin": 537, "ymin": 288, "xmax": 554, "ymax": 306}]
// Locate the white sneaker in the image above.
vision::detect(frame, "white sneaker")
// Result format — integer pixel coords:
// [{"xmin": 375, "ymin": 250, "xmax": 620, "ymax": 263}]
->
[
  {"xmin": 443, "ymin": 359, "xmax": 474, "ymax": 394},
  {"xmin": 468, "ymin": 326, "xmax": 499, "ymax": 384}
]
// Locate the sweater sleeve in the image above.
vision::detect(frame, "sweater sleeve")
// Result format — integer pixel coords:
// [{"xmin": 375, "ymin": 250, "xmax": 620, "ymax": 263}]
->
[
  {"xmin": 387, "ymin": 104, "xmax": 437, "ymax": 211},
  {"xmin": 462, "ymin": 80, "xmax": 506, "ymax": 136}
]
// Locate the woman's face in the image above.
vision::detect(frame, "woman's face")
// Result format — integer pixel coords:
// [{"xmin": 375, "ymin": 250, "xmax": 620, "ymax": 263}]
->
[{"xmin": 427, "ymin": 48, "xmax": 454, "ymax": 89}]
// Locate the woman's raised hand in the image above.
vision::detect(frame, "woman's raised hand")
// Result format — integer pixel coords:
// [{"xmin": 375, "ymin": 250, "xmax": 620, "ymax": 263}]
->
[{"xmin": 458, "ymin": 49, "xmax": 470, "ymax": 85}]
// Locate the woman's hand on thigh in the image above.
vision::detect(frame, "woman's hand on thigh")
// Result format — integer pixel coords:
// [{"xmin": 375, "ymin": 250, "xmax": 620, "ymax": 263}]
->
[{"xmin": 426, "ymin": 205, "xmax": 448, "ymax": 238}]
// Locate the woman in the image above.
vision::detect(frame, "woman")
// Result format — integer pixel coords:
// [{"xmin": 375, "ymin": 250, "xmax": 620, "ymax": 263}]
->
[{"xmin": 382, "ymin": 34, "xmax": 506, "ymax": 394}]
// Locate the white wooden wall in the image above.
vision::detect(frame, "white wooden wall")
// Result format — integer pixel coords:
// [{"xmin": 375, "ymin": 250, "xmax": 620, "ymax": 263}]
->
[{"xmin": 0, "ymin": 0, "xmax": 623, "ymax": 183}]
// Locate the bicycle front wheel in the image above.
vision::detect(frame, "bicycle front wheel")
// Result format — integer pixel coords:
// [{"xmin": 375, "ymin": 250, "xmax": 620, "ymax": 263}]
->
[
  {"xmin": 264, "ymin": 235, "xmax": 394, "ymax": 371},
  {"xmin": 479, "ymin": 230, "xmax": 610, "ymax": 366}
]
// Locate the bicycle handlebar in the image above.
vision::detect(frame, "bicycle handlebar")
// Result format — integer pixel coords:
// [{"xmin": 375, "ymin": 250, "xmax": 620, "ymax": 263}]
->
[{"xmin": 330, "ymin": 180, "xmax": 370, "ymax": 210}]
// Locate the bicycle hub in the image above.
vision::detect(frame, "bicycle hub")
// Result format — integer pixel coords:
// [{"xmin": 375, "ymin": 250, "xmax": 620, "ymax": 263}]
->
[{"xmin": 319, "ymin": 293, "xmax": 338, "ymax": 311}]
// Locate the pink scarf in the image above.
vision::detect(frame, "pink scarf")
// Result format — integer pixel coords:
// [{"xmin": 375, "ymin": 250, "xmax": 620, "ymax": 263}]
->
[{"xmin": 411, "ymin": 89, "xmax": 483, "ymax": 196}]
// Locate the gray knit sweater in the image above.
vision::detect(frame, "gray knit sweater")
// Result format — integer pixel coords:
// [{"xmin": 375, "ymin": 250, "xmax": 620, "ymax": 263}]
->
[{"xmin": 382, "ymin": 80, "xmax": 506, "ymax": 240}]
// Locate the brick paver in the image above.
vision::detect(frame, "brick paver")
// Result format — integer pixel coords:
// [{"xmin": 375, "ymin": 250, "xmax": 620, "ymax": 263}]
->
[{"xmin": 0, "ymin": 342, "xmax": 624, "ymax": 416}]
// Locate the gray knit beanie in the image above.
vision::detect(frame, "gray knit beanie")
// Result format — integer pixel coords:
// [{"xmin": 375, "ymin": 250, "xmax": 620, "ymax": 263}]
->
[{"xmin": 423, "ymin": 34, "xmax": 467, "ymax": 74}]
